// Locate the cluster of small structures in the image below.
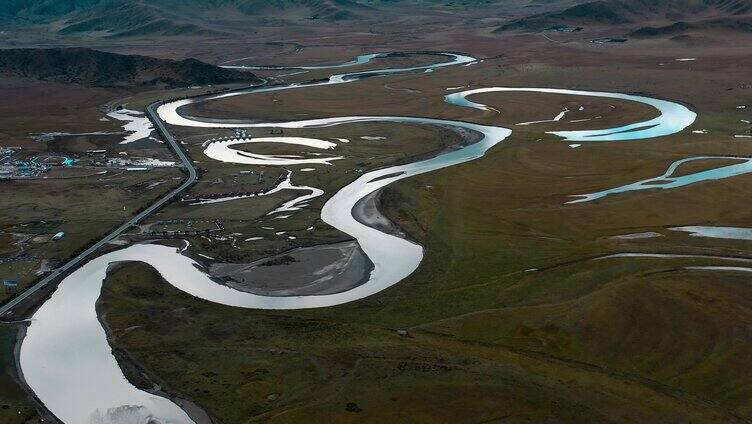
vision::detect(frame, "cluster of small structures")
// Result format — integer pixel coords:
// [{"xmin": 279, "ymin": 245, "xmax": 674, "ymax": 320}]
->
[
  {"xmin": 0, "ymin": 147, "xmax": 51, "ymax": 178},
  {"xmin": 0, "ymin": 145, "xmax": 175, "ymax": 179},
  {"xmin": 3, "ymin": 279, "xmax": 18, "ymax": 293},
  {"xmin": 205, "ymin": 128, "xmax": 286, "ymax": 148},
  {"xmin": 140, "ymin": 219, "xmax": 225, "ymax": 237},
  {"xmin": 83, "ymin": 149, "xmax": 175, "ymax": 170},
  {"xmin": 205, "ymin": 128, "xmax": 248, "ymax": 146}
]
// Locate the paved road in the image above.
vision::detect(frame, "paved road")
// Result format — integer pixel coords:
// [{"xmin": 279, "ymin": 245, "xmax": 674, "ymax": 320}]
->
[{"xmin": 0, "ymin": 101, "xmax": 198, "ymax": 317}]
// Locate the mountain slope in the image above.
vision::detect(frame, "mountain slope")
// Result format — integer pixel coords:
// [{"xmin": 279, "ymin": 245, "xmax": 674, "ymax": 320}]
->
[
  {"xmin": 629, "ymin": 16, "xmax": 752, "ymax": 37},
  {"xmin": 0, "ymin": 47, "xmax": 261, "ymax": 87},
  {"xmin": 496, "ymin": 0, "xmax": 752, "ymax": 32},
  {"xmin": 0, "ymin": 0, "xmax": 371, "ymax": 38},
  {"xmin": 55, "ymin": 2, "xmax": 227, "ymax": 38}
]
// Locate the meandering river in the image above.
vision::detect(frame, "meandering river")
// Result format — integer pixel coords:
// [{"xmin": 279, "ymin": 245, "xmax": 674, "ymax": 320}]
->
[{"xmin": 19, "ymin": 51, "xmax": 701, "ymax": 423}]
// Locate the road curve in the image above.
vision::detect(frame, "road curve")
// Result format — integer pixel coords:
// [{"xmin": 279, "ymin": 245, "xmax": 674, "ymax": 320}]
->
[{"xmin": 0, "ymin": 101, "xmax": 198, "ymax": 317}]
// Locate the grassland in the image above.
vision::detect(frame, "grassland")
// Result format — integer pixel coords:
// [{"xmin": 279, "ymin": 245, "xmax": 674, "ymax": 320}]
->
[
  {"xmin": 86, "ymin": 35, "xmax": 752, "ymax": 422},
  {"xmin": 100, "ymin": 110, "xmax": 752, "ymax": 424},
  {"xmin": 101, "ymin": 162, "xmax": 752, "ymax": 422},
  {"xmin": 0, "ymin": 325, "xmax": 40, "ymax": 424},
  {"xmin": 0, "ymin": 167, "xmax": 182, "ymax": 303}
]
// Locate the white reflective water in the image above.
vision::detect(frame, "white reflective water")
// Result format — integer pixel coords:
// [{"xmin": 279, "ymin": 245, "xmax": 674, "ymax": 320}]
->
[
  {"xmin": 203, "ymin": 136, "xmax": 343, "ymax": 166},
  {"xmin": 596, "ymin": 252, "xmax": 752, "ymax": 263},
  {"xmin": 684, "ymin": 266, "xmax": 752, "ymax": 273},
  {"xmin": 20, "ymin": 248, "xmax": 195, "ymax": 424},
  {"xmin": 107, "ymin": 108, "xmax": 156, "ymax": 144},
  {"xmin": 670, "ymin": 226, "xmax": 752, "ymax": 241},
  {"xmin": 157, "ymin": 53, "xmax": 476, "ymax": 129},
  {"xmin": 267, "ymin": 172, "xmax": 324, "ymax": 214},
  {"xmin": 163, "ymin": 117, "xmax": 511, "ymax": 308},
  {"xmin": 610, "ymin": 232, "xmax": 663, "ymax": 240}
]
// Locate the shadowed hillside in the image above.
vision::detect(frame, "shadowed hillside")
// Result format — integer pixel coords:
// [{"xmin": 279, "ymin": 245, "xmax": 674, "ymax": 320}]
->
[{"xmin": 0, "ymin": 47, "xmax": 261, "ymax": 87}]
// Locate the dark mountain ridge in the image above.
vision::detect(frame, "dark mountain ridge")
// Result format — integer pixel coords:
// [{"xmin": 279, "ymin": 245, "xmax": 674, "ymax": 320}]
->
[
  {"xmin": 0, "ymin": 47, "xmax": 261, "ymax": 87},
  {"xmin": 628, "ymin": 15, "xmax": 752, "ymax": 37},
  {"xmin": 496, "ymin": 0, "xmax": 752, "ymax": 32}
]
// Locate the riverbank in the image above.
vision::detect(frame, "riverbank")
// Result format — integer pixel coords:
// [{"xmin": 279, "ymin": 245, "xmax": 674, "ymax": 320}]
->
[
  {"xmin": 212, "ymin": 240, "xmax": 374, "ymax": 296},
  {"xmin": 97, "ymin": 271, "xmax": 213, "ymax": 424},
  {"xmin": 0, "ymin": 324, "xmax": 43, "ymax": 424}
]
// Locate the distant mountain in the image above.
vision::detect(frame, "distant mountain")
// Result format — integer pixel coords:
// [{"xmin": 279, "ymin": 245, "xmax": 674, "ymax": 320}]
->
[
  {"xmin": 0, "ymin": 0, "xmax": 371, "ymax": 38},
  {"xmin": 55, "ymin": 2, "xmax": 226, "ymax": 38},
  {"xmin": 496, "ymin": 0, "xmax": 752, "ymax": 33},
  {"xmin": 629, "ymin": 16, "xmax": 752, "ymax": 37},
  {"xmin": 0, "ymin": 47, "xmax": 261, "ymax": 87}
]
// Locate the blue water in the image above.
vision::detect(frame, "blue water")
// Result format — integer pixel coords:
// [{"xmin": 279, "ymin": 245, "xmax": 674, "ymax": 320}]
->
[
  {"xmin": 445, "ymin": 87, "xmax": 697, "ymax": 142},
  {"xmin": 569, "ymin": 156, "xmax": 752, "ymax": 203}
]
